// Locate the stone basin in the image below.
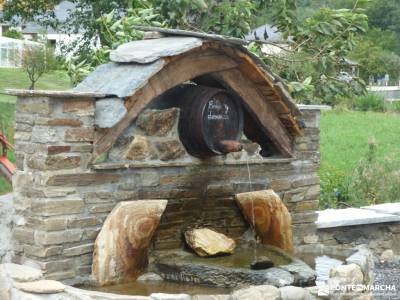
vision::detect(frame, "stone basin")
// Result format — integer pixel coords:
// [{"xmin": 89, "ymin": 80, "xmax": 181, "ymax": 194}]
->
[{"xmin": 153, "ymin": 244, "xmax": 316, "ymax": 288}]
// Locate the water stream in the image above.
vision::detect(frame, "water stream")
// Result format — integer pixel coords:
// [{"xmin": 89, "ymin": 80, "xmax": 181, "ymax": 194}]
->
[{"xmin": 245, "ymin": 158, "xmax": 258, "ymax": 261}]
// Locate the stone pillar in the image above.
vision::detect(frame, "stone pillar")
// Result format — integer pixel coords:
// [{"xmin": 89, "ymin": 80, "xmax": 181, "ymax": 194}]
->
[
  {"xmin": 289, "ymin": 105, "xmax": 326, "ymax": 248},
  {"xmin": 12, "ymin": 93, "xmax": 100, "ymax": 282}
]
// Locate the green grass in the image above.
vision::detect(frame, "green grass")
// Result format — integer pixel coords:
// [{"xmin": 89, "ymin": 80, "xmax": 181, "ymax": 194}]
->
[
  {"xmin": 319, "ymin": 110, "xmax": 400, "ymax": 208},
  {"xmin": 0, "ymin": 68, "xmax": 71, "ymax": 194},
  {"xmin": 0, "ymin": 68, "xmax": 71, "ymax": 103},
  {"xmin": 320, "ymin": 110, "xmax": 400, "ymax": 174}
]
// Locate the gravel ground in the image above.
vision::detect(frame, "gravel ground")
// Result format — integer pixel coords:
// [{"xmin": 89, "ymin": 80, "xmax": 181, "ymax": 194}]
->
[{"xmin": 374, "ymin": 262, "xmax": 400, "ymax": 300}]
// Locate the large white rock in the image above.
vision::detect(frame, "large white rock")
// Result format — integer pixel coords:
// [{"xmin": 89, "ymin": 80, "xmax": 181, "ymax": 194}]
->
[
  {"xmin": 380, "ymin": 249, "xmax": 395, "ymax": 262},
  {"xmin": 13, "ymin": 280, "xmax": 65, "ymax": 294},
  {"xmin": 184, "ymin": 228, "xmax": 236, "ymax": 257},
  {"xmin": 346, "ymin": 246, "xmax": 374, "ymax": 285},
  {"xmin": 279, "ymin": 286, "xmax": 310, "ymax": 300},
  {"xmin": 66, "ymin": 286, "xmax": 150, "ymax": 299},
  {"xmin": 192, "ymin": 296, "xmax": 231, "ymax": 300},
  {"xmin": 329, "ymin": 263, "xmax": 364, "ymax": 285},
  {"xmin": 231, "ymin": 285, "xmax": 280, "ymax": 300},
  {"xmin": 137, "ymin": 272, "xmax": 163, "ymax": 282},
  {"xmin": 0, "ymin": 264, "xmax": 42, "ymax": 283},
  {"xmin": 150, "ymin": 293, "xmax": 191, "ymax": 300},
  {"xmin": 0, "ymin": 264, "xmax": 43, "ymax": 300}
]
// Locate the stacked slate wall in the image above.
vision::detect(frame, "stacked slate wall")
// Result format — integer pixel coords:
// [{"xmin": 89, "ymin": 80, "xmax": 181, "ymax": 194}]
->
[{"xmin": 11, "ymin": 94, "xmax": 321, "ymax": 283}]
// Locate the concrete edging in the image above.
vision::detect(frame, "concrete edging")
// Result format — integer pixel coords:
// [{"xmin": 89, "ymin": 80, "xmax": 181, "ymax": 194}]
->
[{"xmin": 316, "ymin": 203, "xmax": 400, "ymax": 229}]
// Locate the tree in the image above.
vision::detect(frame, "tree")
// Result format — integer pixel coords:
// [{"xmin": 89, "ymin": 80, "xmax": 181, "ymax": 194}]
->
[
  {"xmin": 84, "ymin": 1, "xmax": 369, "ymax": 103},
  {"xmin": 254, "ymin": 1, "xmax": 369, "ymax": 103},
  {"xmin": 21, "ymin": 46, "xmax": 55, "ymax": 90},
  {"xmin": 1, "ymin": 1, "xmax": 59, "ymax": 23},
  {"xmin": 350, "ymin": 39, "xmax": 400, "ymax": 82},
  {"xmin": 366, "ymin": 0, "xmax": 400, "ymax": 37},
  {"xmin": 3, "ymin": 0, "xmax": 369, "ymax": 103}
]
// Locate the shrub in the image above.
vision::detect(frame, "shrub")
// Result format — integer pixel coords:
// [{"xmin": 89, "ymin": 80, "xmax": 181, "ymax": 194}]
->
[
  {"xmin": 353, "ymin": 93, "xmax": 385, "ymax": 112},
  {"xmin": 346, "ymin": 139, "xmax": 400, "ymax": 206},
  {"xmin": 320, "ymin": 139, "xmax": 400, "ymax": 208},
  {"xmin": 319, "ymin": 164, "xmax": 349, "ymax": 209}
]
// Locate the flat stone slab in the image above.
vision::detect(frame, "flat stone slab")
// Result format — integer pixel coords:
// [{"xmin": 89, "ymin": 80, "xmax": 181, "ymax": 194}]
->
[
  {"xmin": 0, "ymin": 263, "xmax": 42, "ymax": 282},
  {"xmin": 361, "ymin": 203, "xmax": 400, "ymax": 216},
  {"xmin": 150, "ymin": 293, "xmax": 191, "ymax": 300},
  {"xmin": 95, "ymin": 97, "xmax": 127, "ymax": 128},
  {"xmin": 14, "ymin": 280, "xmax": 65, "ymax": 294},
  {"xmin": 110, "ymin": 37, "xmax": 203, "ymax": 63},
  {"xmin": 317, "ymin": 208, "xmax": 400, "ymax": 229},
  {"xmin": 297, "ymin": 104, "xmax": 332, "ymax": 111},
  {"xmin": 74, "ymin": 60, "xmax": 165, "ymax": 98},
  {"xmin": 5, "ymin": 88, "xmax": 106, "ymax": 98},
  {"xmin": 66, "ymin": 286, "xmax": 150, "ymax": 299}
]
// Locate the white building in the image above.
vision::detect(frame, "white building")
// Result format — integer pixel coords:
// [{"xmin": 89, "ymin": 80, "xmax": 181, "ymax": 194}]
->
[
  {"xmin": 0, "ymin": 1, "xmax": 82, "ymax": 57},
  {"xmin": 0, "ymin": 36, "xmax": 42, "ymax": 68}
]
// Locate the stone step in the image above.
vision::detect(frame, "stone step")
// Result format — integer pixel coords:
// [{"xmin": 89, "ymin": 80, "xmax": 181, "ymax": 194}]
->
[{"xmin": 316, "ymin": 207, "xmax": 400, "ymax": 229}]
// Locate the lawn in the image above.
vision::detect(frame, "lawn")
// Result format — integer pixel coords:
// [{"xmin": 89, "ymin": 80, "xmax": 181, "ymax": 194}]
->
[
  {"xmin": 0, "ymin": 68, "xmax": 71, "ymax": 194},
  {"xmin": 320, "ymin": 110, "xmax": 400, "ymax": 174},
  {"xmin": 319, "ymin": 110, "xmax": 400, "ymax": 207}
]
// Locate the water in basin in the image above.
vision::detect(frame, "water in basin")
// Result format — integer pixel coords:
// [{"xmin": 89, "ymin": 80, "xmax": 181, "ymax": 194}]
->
[{"xmin": 174, "ymin": 244, "xmax": 292, "ymax": 268}]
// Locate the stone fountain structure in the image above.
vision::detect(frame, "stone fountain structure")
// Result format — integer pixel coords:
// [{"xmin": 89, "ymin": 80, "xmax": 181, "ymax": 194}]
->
[{"xmin": 8, "ymin": 31, "xmax": 322, "ymax": 288}]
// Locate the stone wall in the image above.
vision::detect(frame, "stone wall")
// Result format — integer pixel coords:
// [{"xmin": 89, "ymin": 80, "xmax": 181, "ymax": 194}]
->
[
  {"xmin": 11, "ymin": 93, "xmax": 322, "ymax": 283},
  {"xmin": 317, "ymin": 223, "xmax": 400, "ymax": 255}
]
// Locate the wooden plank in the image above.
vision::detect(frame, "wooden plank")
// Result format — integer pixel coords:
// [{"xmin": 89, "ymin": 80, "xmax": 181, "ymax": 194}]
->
[
  {"xmin": 226, "ymin": 46, "xmax": 301, "ymax": 118},
  {"xmin": 93, "ymin": 51, "xmax": 239, "ymax": 161},
  {"xmin": 269, "ymin": 100, "xmax": 290, "ymax": 114},
  {"xmin": 257, "ymin": 85, "xmax": 276, "ymax": 97},
  {"xmin": 133, "ymin": 26, "xmax": 247, "ymax": 46},
  {"xmin": 280, "ymin": 114, "xmax": 302, "ymax": 136},
  {"xmin": 273, "ymin": 82, "xmax": 301, "ymax": 117},
  {"xmin": 214, "ymin": 69, "xmax": 294, "ymax": 157}
]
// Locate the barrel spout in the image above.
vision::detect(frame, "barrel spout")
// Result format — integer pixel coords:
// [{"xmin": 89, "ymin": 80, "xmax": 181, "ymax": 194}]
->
[{"xmin": 218, "ymin": 140, "xmax": 243, "ymax": 154}]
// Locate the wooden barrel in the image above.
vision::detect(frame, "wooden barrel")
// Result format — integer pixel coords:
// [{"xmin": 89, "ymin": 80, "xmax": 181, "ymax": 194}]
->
[{"xmin": 179, "ymin": 85, "xmax": 244, "ymax": 158}]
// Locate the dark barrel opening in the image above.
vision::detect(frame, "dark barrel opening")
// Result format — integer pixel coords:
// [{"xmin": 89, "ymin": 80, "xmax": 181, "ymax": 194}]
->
[{"xmin": 178, "ymin": 85, "xmax": 244, "ymax": 158}]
